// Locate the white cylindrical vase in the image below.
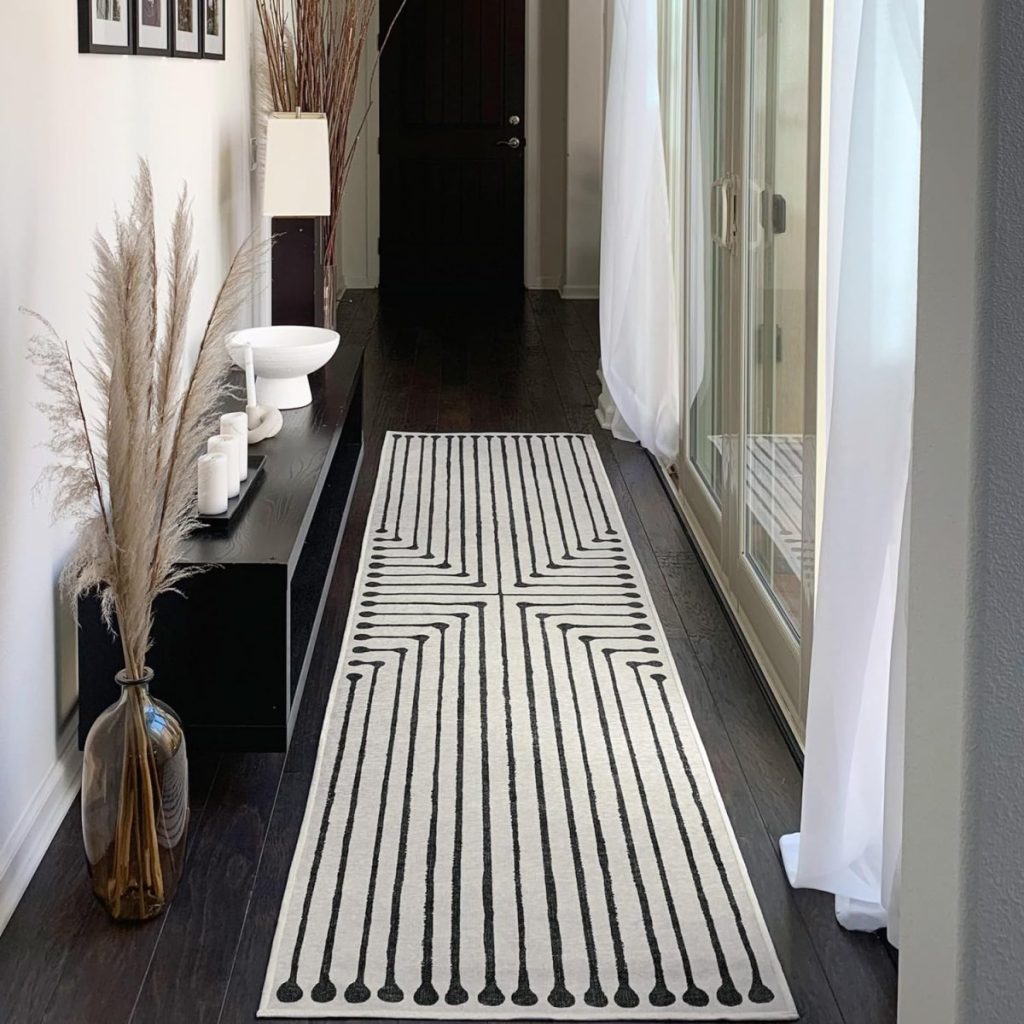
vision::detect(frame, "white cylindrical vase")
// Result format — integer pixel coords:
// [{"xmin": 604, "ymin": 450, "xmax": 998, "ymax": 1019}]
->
[
  {"xmin": 197, "ymin": 453, "xmax": 229, "ymax": 515},
  {"xmin": 207, "ymin": 435, "xmax": 240, "ymax": 498},
  {"xmin": 220, "ymin": 412, "xmax": 250, "ymax": 480}
]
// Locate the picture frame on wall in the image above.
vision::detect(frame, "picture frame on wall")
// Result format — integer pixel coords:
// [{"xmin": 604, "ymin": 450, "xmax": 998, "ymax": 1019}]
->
[
  {"xmin": 135, "ymin": 0, "xmax": 171, "ymax": 56},
  {"xmin": 172, "ymin": 0, "xmax": 202, "ymax": 58},
  {"xmin": 203, "ymin": 0, "xmax": 225, "ymax": 60},
  {"xmin": 78, "ymin": 0, "xmax": 133, "ymax": 55}
]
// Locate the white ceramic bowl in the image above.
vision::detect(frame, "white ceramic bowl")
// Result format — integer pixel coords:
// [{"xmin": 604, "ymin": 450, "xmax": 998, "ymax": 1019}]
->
[{"xmin": 228, "ymin": 326, "xmax": 339, "ymax": 410}]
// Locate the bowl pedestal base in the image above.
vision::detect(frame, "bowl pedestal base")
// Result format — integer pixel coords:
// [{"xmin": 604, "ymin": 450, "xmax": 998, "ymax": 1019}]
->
[{"xmin": 256, "ymin": 374, "xmax": 312, "ymax": 410}]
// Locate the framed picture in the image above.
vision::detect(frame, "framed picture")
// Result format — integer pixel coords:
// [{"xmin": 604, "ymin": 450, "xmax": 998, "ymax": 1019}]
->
[
  {"xmin": 172, "ymin": 0, "xmax": 202, "ymax": 57},
  {"xmin": 203, "ymin": 0, "xmax": 225, "ymax": 60},
  {"xmin": 135, "ymin": 0, "xmax": 171, "ymax": 56},
  {"xmin": 78, "ymin": 0, "xmax": 133, "ymax": 55}
]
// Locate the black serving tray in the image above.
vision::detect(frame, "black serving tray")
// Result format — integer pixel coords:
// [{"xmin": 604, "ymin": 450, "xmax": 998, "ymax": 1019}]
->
[{"xmin": 197, "ymin": 455, "xmax": 266, "ymax": 527}]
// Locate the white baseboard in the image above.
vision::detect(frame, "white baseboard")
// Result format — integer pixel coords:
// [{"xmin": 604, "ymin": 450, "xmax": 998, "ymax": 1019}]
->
[
  {"xmin": 336, "ymin": 277, "xmax": 595, "ymax": 298},
  {"xmin": 338, "ymin": 275, "xmax": 378, "ymax": 295},
  {"xmin": 525, "ymin": 276, "xmax": 562, "ymax": 291},
  {"xmin": 559, "ymin": 283, "xmax": 600, "ymax": 300},
  {"xmin": 0, "ymin": 718, "xmax": 82, "ymax": 936}
]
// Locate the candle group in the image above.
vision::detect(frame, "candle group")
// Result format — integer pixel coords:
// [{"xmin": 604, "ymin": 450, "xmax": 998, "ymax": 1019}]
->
[{"xmin": 196, "ymin": 408, "xmax": 255, "ymax": 518}]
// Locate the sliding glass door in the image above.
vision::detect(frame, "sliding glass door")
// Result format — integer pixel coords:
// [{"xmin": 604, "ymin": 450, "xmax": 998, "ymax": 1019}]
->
[
  {"xmin": 688, "ymin": 0, "xmax": 730, "ymax": 506},
  {"xmin": 676, "ymin": 0, "xmax": 821, "ymax": 731},
  {"xmin": 678, "ymin": 0, "xmax": 740, "ymax": 554}
]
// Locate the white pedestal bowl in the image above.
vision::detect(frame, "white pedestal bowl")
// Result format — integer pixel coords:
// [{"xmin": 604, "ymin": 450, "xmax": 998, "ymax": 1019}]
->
[{"xmin": 228, "ymin": 326, "xmax": 340, "ymax": 410}]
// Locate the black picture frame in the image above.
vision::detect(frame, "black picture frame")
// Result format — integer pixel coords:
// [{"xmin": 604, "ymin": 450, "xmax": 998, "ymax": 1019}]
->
[
  {"xmin": 203, "ymin": 0, "xmax": 226, "ymax": 61},
  {"xmin": 172, "ymin": 0, "xmax": 202, "ymax": 58},
  {"xmin": 78, "ymin": 0, "xmax": 134, "ymax": 55},
  {"xmin": 134, "ymin": 0, "xmax": 172, "ymax": 57}
]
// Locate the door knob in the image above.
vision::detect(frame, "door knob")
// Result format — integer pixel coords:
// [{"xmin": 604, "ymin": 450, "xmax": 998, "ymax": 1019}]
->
[
  {"xmin": 509, "ymin": 114, "xmax": 521, "ymax": 126},
  {"xmin": 497, "ymin": 137, "xmax": 522, "ymax": 149}
]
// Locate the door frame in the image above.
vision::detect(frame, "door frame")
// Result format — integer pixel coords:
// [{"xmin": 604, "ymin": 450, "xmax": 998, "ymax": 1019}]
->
[
  {"xmin": 668, "ymin": 0, "xmax": 825, "ymax": 741},
  {"xmin": 337, "ymin": 1, "xmax": 573, "ymax": 294},
  {"xmin": 376, "ymin": 0, "xmax": 526, "ymax": 293},
  {"xmin": 673, "ymin": 0, "xmax": 744, "ymax": 567}
]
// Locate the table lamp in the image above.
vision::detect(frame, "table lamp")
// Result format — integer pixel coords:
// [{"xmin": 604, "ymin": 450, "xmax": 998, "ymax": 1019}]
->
[{"xmin": 263, "ymin": 111, "xmax": 331, "ymax": 327}]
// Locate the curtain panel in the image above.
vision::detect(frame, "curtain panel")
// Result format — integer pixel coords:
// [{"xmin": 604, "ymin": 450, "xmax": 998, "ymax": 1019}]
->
[
  {"xmin": 598, "ymin": 0, "xmax": 680, "ymax": 463},
  {"xmin": 782, "ymin": 0, "xmax": 924, "ymax": 945}
]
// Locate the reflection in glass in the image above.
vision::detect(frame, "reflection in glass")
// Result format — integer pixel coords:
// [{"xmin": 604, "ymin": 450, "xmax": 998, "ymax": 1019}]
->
[
  {"xmin": 688, "ymin": 0, "xmax": 727, "ymax": 504},
  {"xmin": 744, "ymin": 0, "xmax": 809, "ymax": 633}
]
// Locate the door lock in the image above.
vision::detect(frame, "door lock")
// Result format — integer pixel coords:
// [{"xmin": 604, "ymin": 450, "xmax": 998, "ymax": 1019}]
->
[{"xmin": 509, "ymin": 114, "xmax": 521, "ymax": 126}]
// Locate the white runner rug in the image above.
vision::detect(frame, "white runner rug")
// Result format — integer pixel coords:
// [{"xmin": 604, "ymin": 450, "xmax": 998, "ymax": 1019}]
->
[{"xmin": 261, "ymin": 433, "xmax": 796, "ymax": 1020}]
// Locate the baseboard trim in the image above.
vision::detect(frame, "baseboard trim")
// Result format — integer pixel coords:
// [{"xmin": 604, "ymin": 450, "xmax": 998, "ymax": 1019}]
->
[
  {"xmin": 559, "ymin": 284, "xmax": 600, "ymax": 300},
  {"xmin": 338, "ymin": 275, "xmax": 378, "ymax": 296},
  {"xmin": 526, "ymin": 276, "xmax": 562, "ymax": 290},
  {"xmin": 339, "ymin": 279, "xmax": 584, "ymax": 296},
  {"xmin": 0, "ymin": 718, "xmax": 82, "ymax": 936}
]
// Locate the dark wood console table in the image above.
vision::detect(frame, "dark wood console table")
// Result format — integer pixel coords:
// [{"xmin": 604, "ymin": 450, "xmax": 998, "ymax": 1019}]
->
[{"xmin": 77, "ymin": 341, "xmax": 364, "ymax": 752}]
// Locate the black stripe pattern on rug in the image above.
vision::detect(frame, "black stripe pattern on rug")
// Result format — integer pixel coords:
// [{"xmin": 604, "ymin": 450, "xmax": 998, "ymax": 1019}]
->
[{"xmin": 261, "ymin": 433, "xmax": 796, "ymax": 1020}]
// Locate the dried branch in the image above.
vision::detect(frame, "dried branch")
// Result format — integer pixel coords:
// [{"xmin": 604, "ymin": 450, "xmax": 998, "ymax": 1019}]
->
[{"xmin": 255, "ymin": 0, "xmax": 404, "ymax": 269}]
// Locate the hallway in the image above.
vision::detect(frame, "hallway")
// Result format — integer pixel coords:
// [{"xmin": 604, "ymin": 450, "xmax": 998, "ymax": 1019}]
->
[{"xmin": 0, "ymin": 292, "xmax": 896, "ymax": 1024}]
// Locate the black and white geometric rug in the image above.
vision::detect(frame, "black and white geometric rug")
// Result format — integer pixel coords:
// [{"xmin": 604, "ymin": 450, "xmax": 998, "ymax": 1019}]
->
[{"xmin": 261, "ymin": 433, "xmax": 796, "ymax": 1020}]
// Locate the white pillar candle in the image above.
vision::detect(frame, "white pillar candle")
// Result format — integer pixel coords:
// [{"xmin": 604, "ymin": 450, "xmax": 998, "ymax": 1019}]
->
[
  {"xmin": 220, "ymin": 412, "xmax": 250, "ymax": 480},
  {"xmin": 197, "ymin": 452, "xmax": 229, "ymax": 515},
  {"xmin": 207, "ymin": 435, "xmax": 240, "ymax": 498},
  {"xmin": 244, "ymin": 343, "xmax": 259, "ymax": 426}
]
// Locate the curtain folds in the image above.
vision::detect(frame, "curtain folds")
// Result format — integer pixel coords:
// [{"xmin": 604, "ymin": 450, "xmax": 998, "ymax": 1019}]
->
[
  {"xmin": 781, "ymin": 0, "xmax": 924, "ymax": 945},
  {"xmin": 598, "ymin": 0, "xmax": 680, "ymax": 463}
]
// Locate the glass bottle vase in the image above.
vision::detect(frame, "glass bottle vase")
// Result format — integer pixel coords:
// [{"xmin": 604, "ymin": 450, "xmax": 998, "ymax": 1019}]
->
[
  {"xmin": 322, "ymin": 268, "xmax": 337, "ymax": 331},
  {"xmin": 81, "ymin": 669, "xmax": 189, "ymax": 922}
]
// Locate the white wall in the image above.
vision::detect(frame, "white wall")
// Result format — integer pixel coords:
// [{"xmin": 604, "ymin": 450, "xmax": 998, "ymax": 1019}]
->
[
  {"xmin": 0, "ymin": 6, "xmax": 256, "ymax": 933},
  {"xmin": 338, "ymin": 0, "xmax": 602, "ymax": 295},
  {"xmin": 562, "ymin": 0, "xmax": 606, "ymax": 299},
  {"xmin": 337, "ymin": 6, "xmax": 381, "ymax": 291},
  {"xmin": 526, "ymin": 0, "xmax": 569, "ymax": 290},
  {"xmin": 901, "ymin": 1, "xmax": 1017, "ymax": 1022}
]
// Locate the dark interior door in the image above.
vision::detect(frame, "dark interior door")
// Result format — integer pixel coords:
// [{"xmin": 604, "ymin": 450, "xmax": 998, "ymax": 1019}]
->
[{"xmin": 379, "ymin": 0, "xmax": 526, "ymax": 292}]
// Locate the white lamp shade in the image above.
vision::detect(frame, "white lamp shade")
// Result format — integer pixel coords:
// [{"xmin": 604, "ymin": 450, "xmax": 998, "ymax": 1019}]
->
[{"xmin": 263, "ymin": 113, "xmax": 331, "ymax": 218}]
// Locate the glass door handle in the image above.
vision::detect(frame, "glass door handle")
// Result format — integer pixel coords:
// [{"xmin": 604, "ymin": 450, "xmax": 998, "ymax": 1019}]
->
[{"xmin": 711, "ymin": 175, "xmax": 736, "ymax": 251}]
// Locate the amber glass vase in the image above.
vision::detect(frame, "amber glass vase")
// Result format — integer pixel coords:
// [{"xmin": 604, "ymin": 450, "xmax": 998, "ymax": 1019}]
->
[{"xmin": 81, "ymin": 669, "xmax": 189, "ymax": 922}]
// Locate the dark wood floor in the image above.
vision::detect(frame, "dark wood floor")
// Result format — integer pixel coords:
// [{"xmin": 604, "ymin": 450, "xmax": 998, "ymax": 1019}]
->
[{"xmin": 0, "ymin": 291, "xmax": 897, "ymax": 1024}]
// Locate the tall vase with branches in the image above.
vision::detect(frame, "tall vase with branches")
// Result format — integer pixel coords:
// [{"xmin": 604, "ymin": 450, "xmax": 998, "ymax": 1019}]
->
[
  {"xmin": 256, "ymin": 0, "xmax": 407, "ymax": 327},
  {"xmin": 27, "ymin": 162, "xmax": 262, "ymax": 921}
]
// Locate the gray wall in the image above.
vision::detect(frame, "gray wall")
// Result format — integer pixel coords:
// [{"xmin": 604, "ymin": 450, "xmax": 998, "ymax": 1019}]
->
[
  {"xmin": 960, "ymin": 0, "xmax": 1024, "ymax": 1014},
  {"xmin": 902, "ymin": 1, "xmax": 1024, "ymax": 1021}
]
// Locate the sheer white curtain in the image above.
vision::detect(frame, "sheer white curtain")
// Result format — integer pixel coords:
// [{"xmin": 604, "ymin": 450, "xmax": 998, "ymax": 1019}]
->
[
  {"xmin": 686, "ymin": 0, "xmax": 708, "ymax": 420},
  {"xmin": 780, "ymin": 0, "xmax": 924, "ymax": 945},
  {"xmin": 597, "ymin": 0, "xmax": 679, "ymax": 463}
]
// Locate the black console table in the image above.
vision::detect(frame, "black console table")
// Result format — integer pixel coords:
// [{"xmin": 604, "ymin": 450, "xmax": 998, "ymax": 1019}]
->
[{"xmin": 77, "ymin": 341, "xmax": 364, "ymax": 752}]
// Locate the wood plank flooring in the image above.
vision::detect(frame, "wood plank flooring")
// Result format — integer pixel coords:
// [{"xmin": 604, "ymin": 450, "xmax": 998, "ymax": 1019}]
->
[{"xmin": 0, "ymin": 291, "xmax": 898, "ymax": 1024}]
